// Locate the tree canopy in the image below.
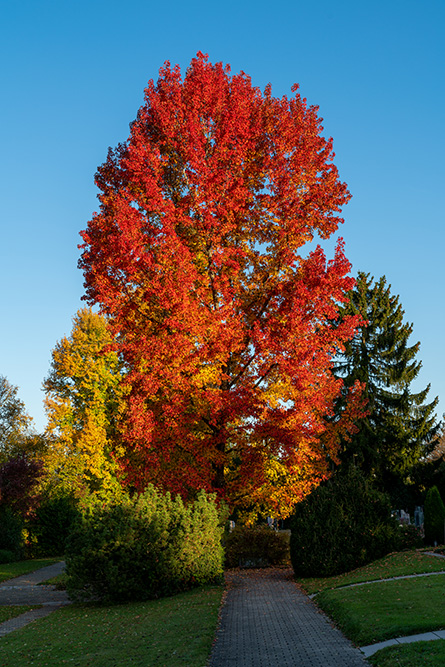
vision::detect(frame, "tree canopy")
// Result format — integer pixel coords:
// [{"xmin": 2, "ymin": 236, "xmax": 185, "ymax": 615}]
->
[
  {"xmin": 43, "ymin": 307, "xmax": 124, "ymax": 500},
  {"xmin": 0, "ymin": 375, "xmax": 35, "ymax": 463},
  {"xmin": 79, "ymin": 53, "xmax": 363, "ymax": 516}
]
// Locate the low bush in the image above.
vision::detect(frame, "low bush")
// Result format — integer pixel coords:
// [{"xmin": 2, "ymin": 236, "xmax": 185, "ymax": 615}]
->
[
  {"xmin": 65, "ymin": 486, "xmax": 224, "ymax": 602},
  {"xmin": 0, "ymin": 550, "xmax": 17, "ymax": 564},
  {"xmin": 30, "ymin": 495, "xmax": 80, "ymax": 556},
  {"xmin": 0, "ymin": 507, "xmax": 23, "ymax": 558},
  {"xmin": 224, "ymin": 526, "xmax": 289, "ymax": 568},
  {"xmin": 290, "ymin": 467, "xmax": 399, "ymax": 578},
  {"xmin": 396, "ymin": 523, "xmax": 423, "ymax": 550},
  {"xmin": 424, "ymin": 486, "xmax": 445, "ymax": 545}
]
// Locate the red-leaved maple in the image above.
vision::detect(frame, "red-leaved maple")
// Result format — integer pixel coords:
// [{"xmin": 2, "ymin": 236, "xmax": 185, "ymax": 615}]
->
[{"xmin": 79, "ymin": 53, "xmax": 363, "ymax": 517}]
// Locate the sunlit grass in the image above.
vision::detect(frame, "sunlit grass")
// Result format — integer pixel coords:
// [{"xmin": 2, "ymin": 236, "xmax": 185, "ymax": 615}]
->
[
  {"xmin": 0, "ymin": 585, "xmax": 224, "ymax": 666},
  {"xmin": 316, "ymin": 574, "xmax": 445, "ymax": 646},
  {"xmin": 297, "ymin": 550, "xmax": 445, "ymax": 595}
]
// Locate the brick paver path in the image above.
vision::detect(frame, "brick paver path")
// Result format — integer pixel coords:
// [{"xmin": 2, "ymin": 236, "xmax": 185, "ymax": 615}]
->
[{"xmin": 209, "ymin": 568, "xmax": 367, "ymax": 666}]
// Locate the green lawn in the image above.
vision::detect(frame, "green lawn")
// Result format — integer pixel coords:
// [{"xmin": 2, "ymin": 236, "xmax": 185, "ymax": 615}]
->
[
  {"xmin": 316, "ymin": 574, "xmax": 445, "ymax": 646},
  {"xmin": 38, "ymin": 571, "xmax": 67, "ymax": 588},
  {"xmin": 0, "ymin": 559, "xmax": 61, "ymax": 583},
  {"xmin": 297, "ymin": 550, "xmax": 445, "ymax": 595},
  {"xmin": 369, "ymin": 640, "xmax": 445, "ymax": 666},
  {"xmin": 0, "ymin": 585, "xmax": 224, "ymax": 666}
]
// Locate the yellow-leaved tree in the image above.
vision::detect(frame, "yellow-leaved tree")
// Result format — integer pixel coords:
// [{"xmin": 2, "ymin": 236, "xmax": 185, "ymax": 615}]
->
[{"xmin": 43, "ymin": 308, "xmax": 124, "ymax": 501}]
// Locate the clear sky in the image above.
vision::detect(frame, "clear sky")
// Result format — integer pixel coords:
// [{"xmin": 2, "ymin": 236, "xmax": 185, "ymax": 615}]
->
[{"xmin": 1, "ymin": 0, "xmax": 444, "ymax": 432}]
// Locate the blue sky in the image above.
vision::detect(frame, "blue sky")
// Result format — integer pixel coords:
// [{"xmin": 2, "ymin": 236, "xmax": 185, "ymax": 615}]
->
[{"xmin": 1, "ymin": 0, "xmax": 444, "ymax": 432}]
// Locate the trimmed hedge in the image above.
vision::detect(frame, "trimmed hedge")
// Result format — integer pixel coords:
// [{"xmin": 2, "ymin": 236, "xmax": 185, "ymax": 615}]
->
[
  {"xmin": 224, "ymin": 526, "xmax": 289, "ymax": 568},
  {"xmin": 424, "ymin": 486, "xmax": 445, "ymax": 545},
  {"xmin": 290, "ymin": 467, "xmax": 399, "ymax": 578},
  {"xmin": 65, "ymin": 486, "xmax": 224, "ymax": 602},
  {"xmin": 30, "ymin": 494, "xmax": 81, "ymax": 556},
  {"xmin": 0, "ymin": 506, "xmax": 23, "ymax": 557},
  {"xmin": 396, "ymin": 523, "xmax": 423, "ymax": 550},
  {"xmin": 0, "ymin": 549, "xmax": 17, "ymax": 564}
]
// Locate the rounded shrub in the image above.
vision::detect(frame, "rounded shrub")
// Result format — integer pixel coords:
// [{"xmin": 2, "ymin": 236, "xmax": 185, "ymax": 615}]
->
[
  {"xmin": 424, "ymin": 486, "xmax": 445, "ymax": 545},
  {"xmin": 224, "ymin": 526, "xmax": 289, "ymax": 568},
  {"xmin": 290, "ymin": 467, "xmax": 399, "ymax": 578},
  {"xmin": 0, "ymin": 549, "xmax": 17, "ymax": 564},
  {"xmin": 0, "ymin": 506, "xmax": 24, "ymax": 557},
  {"xmin": 396, "ymin": 523, "xmax": 423, "ymax": 550},
  {"xmin": 65, "ymin": 486, "xmax": 224, "ymax": 602},
  {"xmin": 31, "ymin": 494, "xmax": 81, "ymax": 556}
]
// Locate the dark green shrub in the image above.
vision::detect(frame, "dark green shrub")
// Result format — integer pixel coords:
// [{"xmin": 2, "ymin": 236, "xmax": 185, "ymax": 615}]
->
[
  {"xmin": 224, "ymin": 526, "xmax": 289, "ymax": 568},
  {"xmin": 290, "ymin": 467, "xmax": 399, "ymax": 578},
  {"xmin": 396, "ymin": 523, "xmax": 424, "ymax": 550},
  {"xmin": 65, "ymin": 486, "xmax": 224, "ymax": 602},
  {"xmin": 0, "ymin": 549, "xmax": 17, "ymax": 564},
  {"xmin": 424, "ymin": 486, "xmax": 445, "ymax": 545},
  {"xmin": 30, "ymin": 495, "xmax": 81, "ymax": 556},
  {"xmin": 0, "ymin": 506, "xmax": 23, "ymax": 557}
]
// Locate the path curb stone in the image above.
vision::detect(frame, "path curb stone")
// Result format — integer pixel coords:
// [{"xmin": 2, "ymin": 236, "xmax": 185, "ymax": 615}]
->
[{"xmin": 361, "ymin": 629, "xmax": 445, "ymax": 657}]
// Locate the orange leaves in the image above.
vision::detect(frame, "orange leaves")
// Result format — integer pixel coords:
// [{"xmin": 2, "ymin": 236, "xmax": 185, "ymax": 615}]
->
[{"xmin": 79, "ymin": 54, "xmax": 362, "ymax": 516}]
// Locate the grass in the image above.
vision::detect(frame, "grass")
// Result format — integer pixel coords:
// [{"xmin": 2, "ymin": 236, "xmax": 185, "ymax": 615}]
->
[
  {"xmin": 368, "ymin": 640, "xmax": 445, "ymax": 666},
  {"xmin": 38, "ymin": 572, "xmax": 67, "ymax": 589},
  {"xmin": 0, "ymin": 558, "xmax": 61, "ymax": 584},
  {"xmin": 0, "ymin": 585, "xmax": 224, "ymax": 666},
  {"xmin": 0, "ymin": 606, "xmax": 37, "ymax": 623},
  {"xmin": 295, "ymin": 549, "xmax": 445, "ymax": 663},
  {"xmin": 316, "ymin": 574, "xmax": 445, "ymax": 646},
  {"xmin": 297, "ymin": 550, "xmax": 445, "ymax": 595}
]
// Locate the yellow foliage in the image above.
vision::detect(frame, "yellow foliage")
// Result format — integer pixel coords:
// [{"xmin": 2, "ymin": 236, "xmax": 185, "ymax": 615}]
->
[
  {"xmin": 229, "ymin": 447, "xmax": 330, "ymax": 525},
  {"xmin": 43, "ymin": 308, "xmax": 124, "ymax": 500}
]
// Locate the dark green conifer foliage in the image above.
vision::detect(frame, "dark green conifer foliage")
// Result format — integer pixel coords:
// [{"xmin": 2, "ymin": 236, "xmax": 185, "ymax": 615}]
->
[
  {"xmin": 334, "ymin": 272, "xmax": 438, "ymax": 493},
  {"xmin": 424, "ymin": 486, "xmax": 445, "ymax": 545},
  {"xmin": 290, "ymin": 467, "xmax": 398, "ymax": 577}
]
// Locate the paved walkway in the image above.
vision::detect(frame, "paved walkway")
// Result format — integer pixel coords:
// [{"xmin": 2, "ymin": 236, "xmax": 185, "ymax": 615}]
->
[
  {"xmin": 2, "ymin": 558, "xmax": 445, "ymax": 661},
  {"xmin": 209, "ymin": 568, "xmax": 368, "ymax": 666},
  {"xmin": 0, "ymin": 561, "xmax": 70, "ymax": 636}
]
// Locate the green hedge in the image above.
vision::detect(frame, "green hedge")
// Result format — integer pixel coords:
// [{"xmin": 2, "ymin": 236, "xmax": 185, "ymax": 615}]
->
[
  {"xmin": 0, "ymin": 549, "xmax": 17, "ymax": 564},
  {"xmin": 290, "ymin": 467, "xmax": 399, "ymax": 578},
  {"xmin": 30, "ymin": 494, "xmax": 81, "ymax": 556},
  {"xmin": 424, "ymin": 486, "xmax": 445, "ymax": 545},
  {"xmin": 65, "ymin": 486, "xmax": 224, "ymax": 602},
  {"xmin": 224, "ymin": 526, "xmax": 289, "ymax": 568},
  {"xmin": 0, "ymin": 506, "xmax": 23, "ymax": 558},
  {"xmin": 396, "ymin": 523, "xmax": 423, "ymax": 550}
]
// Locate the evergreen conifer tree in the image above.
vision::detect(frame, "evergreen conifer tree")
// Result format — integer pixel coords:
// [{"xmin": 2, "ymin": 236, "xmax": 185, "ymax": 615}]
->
[
  {"xmin": 424, "ymin": 486, "xmax": 445, "ymax": 545},
  {"xmin": 334, "ymin": 272, "xmax": 439, "ymax": 494}
]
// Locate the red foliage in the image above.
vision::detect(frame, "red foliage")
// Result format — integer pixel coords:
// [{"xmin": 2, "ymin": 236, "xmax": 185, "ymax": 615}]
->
[
  {"xmin": 0, "ymin": 455, "xmax": 43, "ymax": 518},
  {"xmin": 79, "ymin": 54, "xmax": 364, "ymax": 512}
]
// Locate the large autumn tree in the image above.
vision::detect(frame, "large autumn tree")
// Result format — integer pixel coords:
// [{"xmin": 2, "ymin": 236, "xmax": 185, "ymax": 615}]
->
[{"xmin": 79, "ymin": 53, "xmax": 363, "ymax": 516}]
